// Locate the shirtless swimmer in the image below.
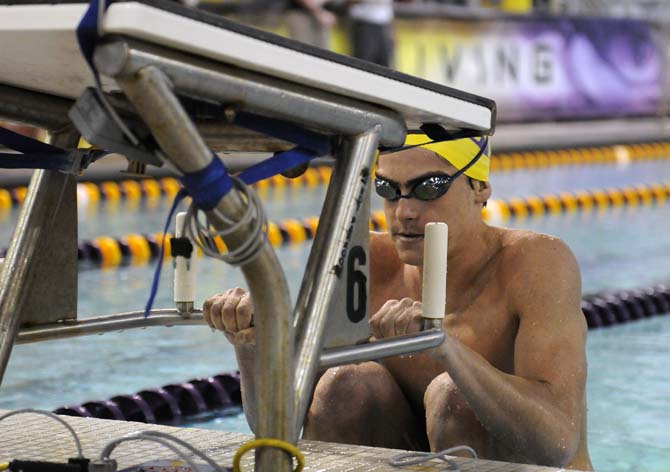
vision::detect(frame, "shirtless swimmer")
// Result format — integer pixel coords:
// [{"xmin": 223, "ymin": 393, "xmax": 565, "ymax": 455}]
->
[{"xmin": 203, "ymin": 135, "xmax": 593, "ymax": 470}]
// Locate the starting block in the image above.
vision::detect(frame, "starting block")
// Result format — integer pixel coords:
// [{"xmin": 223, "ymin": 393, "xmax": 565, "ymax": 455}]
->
[{"xmin": 0, "ymin": 2, "xmax": 495, "ymax": 470}]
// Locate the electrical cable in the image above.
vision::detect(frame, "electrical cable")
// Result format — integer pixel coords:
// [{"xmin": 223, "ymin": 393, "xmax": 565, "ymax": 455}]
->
[
  {"xmin": 100, "ymin": 431, "xmax": 225, "ymax": 472},
  {"xmin": 101, "ymin": 435, "xmax": 201, "ymax": 471},
  {"xmin": 184, "ymin": 175, "xmax": 268, "ymax": 267},
  {"xmin": 0, "ymin": 409, "xmax": 84, "ymax": 458},
  {"xmin": 388, "ymin": 445, "xmax": 478, "ymax": 471},
  {"xmin": 131, "ymin": 431, "xmax": 224, "ymax": 472}
]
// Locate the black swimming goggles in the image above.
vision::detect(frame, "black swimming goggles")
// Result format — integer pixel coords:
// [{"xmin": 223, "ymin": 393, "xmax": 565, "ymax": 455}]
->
[{"xmin": 374, "ymin": 137, "xmax": 488, "ymax": 202}]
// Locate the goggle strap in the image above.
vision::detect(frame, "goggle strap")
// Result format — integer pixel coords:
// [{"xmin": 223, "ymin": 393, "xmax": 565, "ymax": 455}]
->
[
  {"xmin": 379, "ymin": 126, "xmax": 488, "ymax": 154},
  {"xmin": 451, "ymin": 136, "xmax": 488, "ymax": 180},
  {"xmin": 374, "ymin": 136, "xmax": 487, "ymax": 201}
]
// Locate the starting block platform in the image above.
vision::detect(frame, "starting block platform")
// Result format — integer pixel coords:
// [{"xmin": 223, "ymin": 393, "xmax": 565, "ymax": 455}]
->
[
  {"xmin": 0, "ymin": 410, "xmax": 576, "ymax": 471},
  {"xmin": 0, "ymin": 0, "xmax": 494, "ymax": 133}
]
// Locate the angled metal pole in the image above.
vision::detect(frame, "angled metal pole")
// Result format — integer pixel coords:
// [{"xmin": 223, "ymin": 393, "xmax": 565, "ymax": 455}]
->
[
  {"xmin": 113, "ymin": 65, "xmax": 294, "ymax": 472},
  {"xmin": 291, "ymin": 128, "xmax": 380, "ymax": 433},
  {"xmin": 0, "ymin": 128, "xmax": 80, "ymax": 384}
]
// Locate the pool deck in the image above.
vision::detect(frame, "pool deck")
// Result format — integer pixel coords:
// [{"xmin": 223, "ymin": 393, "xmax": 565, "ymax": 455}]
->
[{"xmin": 0, "ymin": 409, "xmax": 580, "ymax": 471}]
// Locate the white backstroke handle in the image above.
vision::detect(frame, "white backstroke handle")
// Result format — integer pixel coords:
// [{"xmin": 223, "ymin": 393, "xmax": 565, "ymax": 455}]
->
[
  {"xmin": 174, "ymin": 211, "xmax": 197, "ymax": 314},
  {"xmin": 422, "ymin": 222, "xmax": 448, "ymax": 330}
]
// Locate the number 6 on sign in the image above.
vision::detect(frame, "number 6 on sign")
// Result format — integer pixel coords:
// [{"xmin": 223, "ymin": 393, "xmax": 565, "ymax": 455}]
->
[
  {"xmin": 346, "ymin": 245, "xmax": 367, "ymax": 323},
  {"xmin": 323, "ymin": 182, "xmax": 372, "ymax": 349}
]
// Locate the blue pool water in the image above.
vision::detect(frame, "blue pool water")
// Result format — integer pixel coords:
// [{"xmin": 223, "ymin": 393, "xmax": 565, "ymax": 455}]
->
[{"xmin": 1, "ymin": 159, "xmax": 670, "ymax": 471}]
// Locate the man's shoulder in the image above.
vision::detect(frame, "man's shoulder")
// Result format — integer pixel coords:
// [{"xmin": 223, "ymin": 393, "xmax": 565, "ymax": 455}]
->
[
  {"xmin": 499, "ymin": 228, "xmax": 576, "ymax": 269},
  {"xmin": 496, "ymin": 228, "xmax": 583, "ymax": 318},
  {"xmin": 497, "ymin": 228, "xmax": 580, "ymax": 294}
]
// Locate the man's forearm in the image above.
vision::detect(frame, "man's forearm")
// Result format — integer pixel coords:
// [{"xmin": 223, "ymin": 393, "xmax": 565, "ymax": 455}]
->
[
  {"xmin": 431, "ymin": 336, "xmax": 580, "ymax": 466},
  {"xmin": 235, "ymin": 344, "xmax": 258, "ymax": 433}
]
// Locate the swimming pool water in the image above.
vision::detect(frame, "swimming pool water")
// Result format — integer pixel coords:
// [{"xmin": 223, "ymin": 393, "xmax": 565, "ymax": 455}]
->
[
  {"xmin": 586, "ymin": 317, "xmax": 670, "ymax": 472},
  {"xmin": 1, "ymin": 160, "xmax": 669, "ymax": 471}
]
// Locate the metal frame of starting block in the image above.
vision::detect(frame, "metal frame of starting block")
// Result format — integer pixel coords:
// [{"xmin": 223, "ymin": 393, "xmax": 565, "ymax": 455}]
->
[{"xmin": 0, "ymin": 1, "xmax": 495, "ymax": 471}]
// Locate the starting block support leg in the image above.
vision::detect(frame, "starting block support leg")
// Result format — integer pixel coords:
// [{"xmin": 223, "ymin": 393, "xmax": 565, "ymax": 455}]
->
[
  {"xmin": 292, "ymin": 127, "xmax": 380, "ymax": 433},
  {"xmin": 114, "ymin": 65, "xmax": 294, "ymax": 472},
  {"xmin": 0, "ymin": 128, "xmax": 79, "ymax": 384}
]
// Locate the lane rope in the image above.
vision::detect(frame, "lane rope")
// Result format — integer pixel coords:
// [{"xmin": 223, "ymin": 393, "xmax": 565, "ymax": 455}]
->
[
  {"xmin": 2, "ymin": 141, "xmax": 670, "ymax": 210},
  {"xmin": 0, "ymin": 167, "xmax": 334, "ymax": 210},
  {"xmin": 4, "ymin": 182, "xmax": 666, "ymax": 268}
]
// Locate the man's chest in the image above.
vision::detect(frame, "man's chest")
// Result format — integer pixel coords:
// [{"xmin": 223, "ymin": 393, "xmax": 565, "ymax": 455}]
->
[
  {"xmin": 373, "ymin": 276, "xmax": 517, "ymax": 402},
  {"xmin": 371, "ymin": 273, "xmax": 516, "ymax": 365},
  {"xmin": 443, "ymin": 301, "xmax": 517, "ymax": 372}
]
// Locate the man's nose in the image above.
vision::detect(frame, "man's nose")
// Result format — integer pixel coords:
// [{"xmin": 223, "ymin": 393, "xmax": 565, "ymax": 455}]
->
[{"xmin": 395, "ymin": 196, "xmax": 420, "ymax": 221}]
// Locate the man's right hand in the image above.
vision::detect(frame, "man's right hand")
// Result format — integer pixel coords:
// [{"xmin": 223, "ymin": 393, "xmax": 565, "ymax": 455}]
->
[{"xmin": 203, "ymin": 287, "xmax": 255, "ymax": 346}]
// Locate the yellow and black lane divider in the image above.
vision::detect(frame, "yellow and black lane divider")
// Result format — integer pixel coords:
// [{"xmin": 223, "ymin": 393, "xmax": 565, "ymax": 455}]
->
[
  {"xmin": 491, "ymin": 141, "xmax": 670, "ymax": 173},
  {"xmin": 482, "ymin": 182, "xmax": 670, "ymax": 223},
  {"xmin": 0, "ymin": 178, "xmax": 181, "ymax": 210},
  {"xmin": 0, "ymin": 167, "xmax": 334, "ymax": 211},
  {"xmin": 2, "ymin": 141, "xmax": 670, "ymax": 211},
  {"xmin": 70, "ymin": 212, "xmax": 386, "ymax": 269},
  {"xmin": 12, "ymin": 181, "xmax": 667, "ymax": 269}
]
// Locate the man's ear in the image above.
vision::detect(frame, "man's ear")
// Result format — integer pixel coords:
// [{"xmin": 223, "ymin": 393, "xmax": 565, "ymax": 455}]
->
[{"xmin": 473, "ymin": 180, "xmax": 492, "ymax": 205}]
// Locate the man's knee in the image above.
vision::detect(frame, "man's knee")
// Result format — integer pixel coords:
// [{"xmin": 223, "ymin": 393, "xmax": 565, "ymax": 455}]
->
[
  {"xmin": 309, "ymin": 362, "xmax": 392, "ymax": 420},
  {"xmin": 304, "ymin": 362, "xmax": 405, "ymax": 445},
  {"xmin": 425, "ymin": 373, "xmax": 467, "ymax": 417},
  {"xmin": 424, "ymin": 372, "xmax": 485, "ymax": 451}
]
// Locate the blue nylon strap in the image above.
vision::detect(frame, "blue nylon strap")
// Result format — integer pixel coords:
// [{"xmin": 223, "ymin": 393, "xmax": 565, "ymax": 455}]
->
[
  {"xmin": 76, "ymin": 0, "xmax": 108, "ymax": 75},
  {"xmin": 234, "ymin": 111, "xmax": 331, "ymax": 156},
  {"xmin": 178, "ymin": 146, "xmax": 323, "ymax": 210},
  {"xmin": 231, "ymin": 111, "xmax": 332, "ymax": 186},
  {"xmin": 0, "ymin": 152, "xmax": 88, "ymax": 172},
  {"xmin": 179, "ymin": 156, "xmax": 234, "ymax": 211},
  {"xmin": 238, "ymin": 147, "xmax": 318, "ymax": 185},
  {"xmin": 0, "ymin": 126, "xmax": 105, "ymax": 173},
  {"xmin": 231, "ymin": 112, "xmax": 330, "ymax": 185},
  {"xmin": 0, "ymin": 126, "xmax": 62, "ymax": 155}
]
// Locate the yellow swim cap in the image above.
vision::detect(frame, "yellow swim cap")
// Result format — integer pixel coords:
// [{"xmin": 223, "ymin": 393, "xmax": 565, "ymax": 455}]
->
[{"xmin": 404, "ymin": 134, "xmax": 491, "ymax": 182}]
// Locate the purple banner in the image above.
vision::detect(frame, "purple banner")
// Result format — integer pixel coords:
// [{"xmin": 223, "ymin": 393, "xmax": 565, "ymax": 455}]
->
[{"xmin": 395, "ymin": 17, "xmax": 665, "ymax": 122}]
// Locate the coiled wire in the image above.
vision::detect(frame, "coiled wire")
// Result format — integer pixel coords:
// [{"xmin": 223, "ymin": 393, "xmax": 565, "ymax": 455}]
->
[{"xmin": 184, "ymin": 175, "xmax": 268, "ymax": 266}]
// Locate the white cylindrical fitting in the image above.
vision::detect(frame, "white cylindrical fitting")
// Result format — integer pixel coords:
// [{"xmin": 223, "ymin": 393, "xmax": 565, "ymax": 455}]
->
[
  {"xmin": 422, "ymin": 222, "xmax": 448, "ymax": 319},
  {"xmin": 174, "ymin": 211, "xmax": 196, "ymax": 304}
]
